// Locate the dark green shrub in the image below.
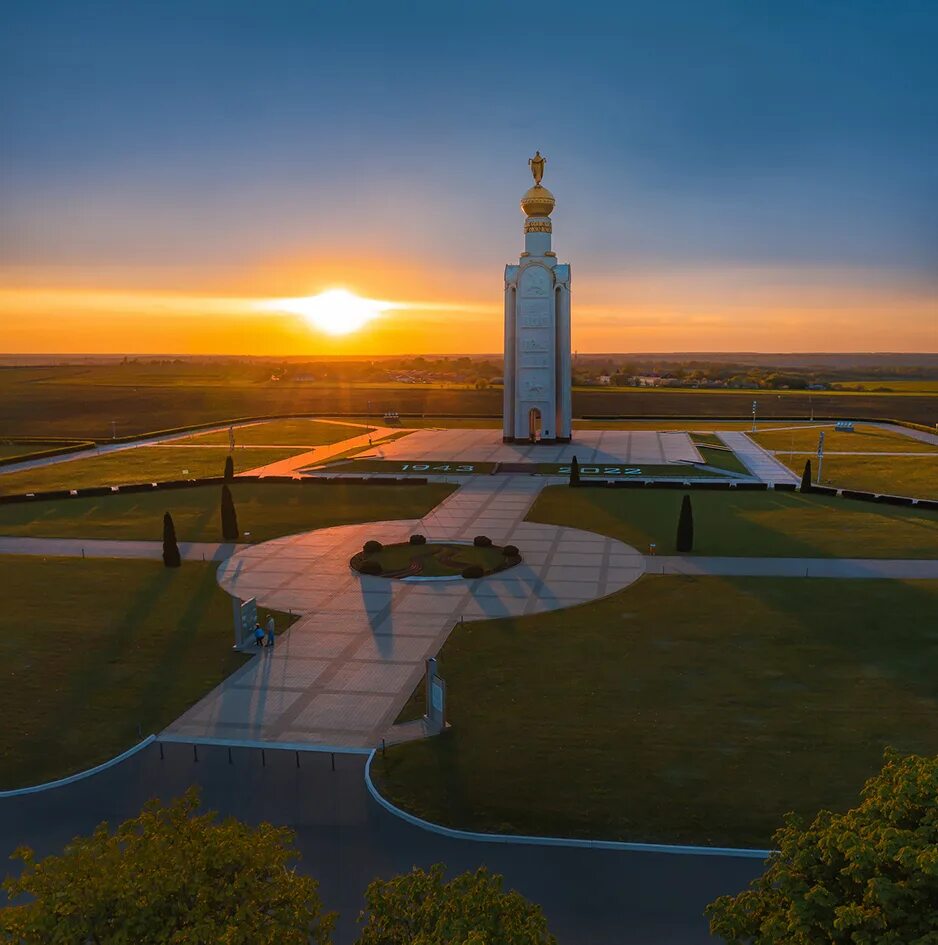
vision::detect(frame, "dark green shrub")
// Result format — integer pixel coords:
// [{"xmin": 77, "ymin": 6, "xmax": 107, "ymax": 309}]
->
[
  {"xmin": 502, "ymin": 544, "xmax": 519, "ymax": 557},
  {"xmin": 801, "ymin": 459, "xmax": 813, "ymax": 493},
  {"xmin": 409, "ymin": 534, "xmax": 427, "ymax": 545},
  {"xmin": 363, "ymin": 540, "xmax": 383, "ymax": 554},
  {"xmin": 676, "ymin": 494, "xmax": 694, "ymax": 552},
  {"xmin": 162, "ymin": 512, "xmax": 181, "ymax": 568},
  {"xmin": 462, "ymin": 565, "xmax": 484, "ymax": 579},
  {"xmin": 220, "ymin": 485, "xmax": 239, "ymax": 542},
  {"xmin": 223, "ymin": 455, "xmax": 234, "ymax": 481},
  {"xmin": 473, "ymin": 536, "xmax": 492, "ymax": 547},
  {"xmin": 358, "ymin": 559, "xmax": 382, "ymax": 575},
  {"xmin": 569, "ymin": 455, "xmax": 580, "ymax": 487}
]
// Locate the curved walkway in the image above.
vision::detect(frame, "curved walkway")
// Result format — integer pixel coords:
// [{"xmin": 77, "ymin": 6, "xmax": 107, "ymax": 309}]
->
[
  {"xmin": 163, "ymin": 477, "xmax": 646, "ymax": 747},
  {"xmin": 0, "ymin": 742, "xmax": 761, "ymax": 944}
]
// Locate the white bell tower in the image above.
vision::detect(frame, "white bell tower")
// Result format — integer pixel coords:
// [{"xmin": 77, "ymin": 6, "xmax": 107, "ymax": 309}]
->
[{"xmin": 502, "ymin": 152, "xmax": 572, "ymax": 443}]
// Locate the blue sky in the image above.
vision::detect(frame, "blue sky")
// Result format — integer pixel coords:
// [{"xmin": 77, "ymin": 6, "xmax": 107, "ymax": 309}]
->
[{"xmin": 2, "ymin": 0, "xmax": 936, "ymax": 352}]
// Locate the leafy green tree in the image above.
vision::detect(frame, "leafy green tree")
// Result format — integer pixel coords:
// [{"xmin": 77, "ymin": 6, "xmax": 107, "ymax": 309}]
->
[
  {"xmin": 221, "ymin": 483, "xmax": 239, "ymax": 542},
  {"xmin": 161, "ymin": 511, "xmax": 181, "ymax": 568},
  {"xmin": 0, "ymin": 787, "xmax": 335, "ymax": 945},
  {"xmin": 706, "ymin": 750, "xmax": 938, "ymax": 944},
  {"xmin": 356, "ymin": 864, "xmax": 556, "ymax": 945},
  {"xmin": 569, "ymin": 455, "xmax": 580, "ymax": 487},
  {"xmin": 800, "ymin": 458, "xmax": 813, "ymax": 492},
  {"xmin": 224, "ymin": 454, "xmax": 235, "ymax": 481},
  {"xmin": 676, "ymin": 493, "xmax": 694, "ymax": 552}
]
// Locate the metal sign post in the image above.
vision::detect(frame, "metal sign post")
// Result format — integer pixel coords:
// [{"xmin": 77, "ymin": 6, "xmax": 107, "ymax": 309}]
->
[
  {"xmin": 751, "ymin": 400, "xmax": 757, "ymax": 432},
  {"xmin": 817, "ymin": 430, "xmax": 825, "ymax": 483},
  {"xmin": 232, "ymin": 596, "xmax": 258, "ymax": 648},
  {"xmin": 228, "ymin": 425, "xmax": 235, "ymax": 451},
  {"xmin": 424, "ymin": 657, "xmax": 446, "ymax": 731}
]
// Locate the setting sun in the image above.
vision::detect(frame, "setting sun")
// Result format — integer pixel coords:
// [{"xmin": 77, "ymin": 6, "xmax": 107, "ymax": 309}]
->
[{"xmin": 264, "ymin": 289, "xmax": 393, "ymax": 335}]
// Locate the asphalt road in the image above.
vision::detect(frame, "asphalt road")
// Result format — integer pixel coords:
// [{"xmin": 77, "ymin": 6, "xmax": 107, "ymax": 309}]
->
[{"xmin": 0, "ymin": 743, "xmax": 762, "ymax": 943}]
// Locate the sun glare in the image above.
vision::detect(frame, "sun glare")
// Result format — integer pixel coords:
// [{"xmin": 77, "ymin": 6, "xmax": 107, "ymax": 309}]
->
[{"xmin": 266, "ymin": 289, "xmax": 391, "ymax": 335}]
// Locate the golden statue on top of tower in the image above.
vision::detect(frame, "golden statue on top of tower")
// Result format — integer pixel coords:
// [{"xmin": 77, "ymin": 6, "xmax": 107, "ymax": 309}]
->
[{"xmin": 528, "ymin": 150, "xmax": 546, "ymax": 186}]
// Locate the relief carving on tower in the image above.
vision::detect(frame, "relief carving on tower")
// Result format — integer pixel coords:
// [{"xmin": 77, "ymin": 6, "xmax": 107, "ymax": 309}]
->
[{"xmin": 520, "ymin": 266, "xmax": 552, "ymax": 298}]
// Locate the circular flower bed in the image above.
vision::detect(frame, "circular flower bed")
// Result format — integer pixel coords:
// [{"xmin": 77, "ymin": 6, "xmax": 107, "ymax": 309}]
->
[{"xmin": 350, "ymin": 536, "xmax": 522, "ymax": 579}]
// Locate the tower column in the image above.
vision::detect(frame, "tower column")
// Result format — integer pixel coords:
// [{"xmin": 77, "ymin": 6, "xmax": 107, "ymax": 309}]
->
[{"xmin": 502, "ymin": 152, "xmax": 572, "ymax": 444}]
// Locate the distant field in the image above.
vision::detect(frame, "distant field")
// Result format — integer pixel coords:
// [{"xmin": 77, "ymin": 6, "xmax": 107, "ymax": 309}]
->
[
  {"xmin": 2, "ymin": 365, "xmax": 937, "ymax": 437},
  {"xmin": 528, "ymin": 485, "xmax": 938, "ymax": 558},
  {"xmin": 176, "ymin": 417, "xmax": 372, "ymax": 446},
  {"xmin": 0, "ymin": 481, "xmax": 455, "ymax": 542},
  {"xmin": 835, "ymin": 380, "xmax": 938, "ymax": 393},
  {"xmin": 751, "ymin": 423, "xmax": 935, "ymax": 454},
  {"xmin": 0, "ymin": 446, "xmax": 304, "ymax": 495}
]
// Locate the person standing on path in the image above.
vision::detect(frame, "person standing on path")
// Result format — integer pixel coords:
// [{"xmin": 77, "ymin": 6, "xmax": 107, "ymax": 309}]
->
[{"xmin": 265, "ymin": 615, "xmax": 275, "ymax": 648}]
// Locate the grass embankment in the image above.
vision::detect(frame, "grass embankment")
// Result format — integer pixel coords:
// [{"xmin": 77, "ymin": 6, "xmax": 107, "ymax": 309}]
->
[
  {"xmin": 750, "ymin": 423, "xmax": 936, "ymax": 454},
  {"xmin": 374, "ymin": 576, "xmax": 938, "ymax": 847},
  {"xmin": 0, "ymin": 556, "xmax": 295, "ymax": 789},
  {"xmin": 176, "ymin": 418, "xmax": 372, "ymax": 446},
  {"xmin": 784, "ymin": 455, "xmax": 938, "ymax": 501},
  {"xmin": 0, "ymin": 482, "xmax": 456, "ymax": 542},
  {"xmin": 0, "ymin": 446, "xmax": 307, "ymax": 496},
  {"xmin": 527, "ymin": 486, "xmax": 938, "ymax": 558}
]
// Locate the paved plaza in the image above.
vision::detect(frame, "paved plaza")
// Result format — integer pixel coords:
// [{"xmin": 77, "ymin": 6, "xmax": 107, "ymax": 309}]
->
[
  {"xmin": 361, "ymin": 427, "xmax": 703, "ymax": 465},
  {"xmin": 163, "ymin": 476, "xmax": 646, "ymax": 748}
]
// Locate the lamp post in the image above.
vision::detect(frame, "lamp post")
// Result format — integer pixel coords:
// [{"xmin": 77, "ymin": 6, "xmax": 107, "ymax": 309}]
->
[
  {"xmin": 817, "ymin": 430, "xmax": 825, "ymax": 482},
  {"xmin": 751, "ymin": 400, "xmax": 757, "ymax": 433}
]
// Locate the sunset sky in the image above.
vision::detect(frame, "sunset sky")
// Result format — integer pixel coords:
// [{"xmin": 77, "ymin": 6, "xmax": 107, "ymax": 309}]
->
[{"xmin": 2, "ymin": 0, "xmax": 936, "ymax": 355}]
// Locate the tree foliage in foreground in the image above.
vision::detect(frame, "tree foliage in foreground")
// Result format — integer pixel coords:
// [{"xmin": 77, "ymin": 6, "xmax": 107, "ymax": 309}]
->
[
  {"xmin": 356, "ymin": 863, "xmax": 557, "ymax": 945},
  {"xmin": 706, "ymin": 750, "xmax": 938, "ymax": 944},
  {"xmin": 0, "ymin": 787, "xmax": 335, "ymax": 945}
]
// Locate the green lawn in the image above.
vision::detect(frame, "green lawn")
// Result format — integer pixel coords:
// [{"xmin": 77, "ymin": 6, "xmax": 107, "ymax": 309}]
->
[
  {"xmin": 0, "ymin": 556, "xmax": 295, "ymax": 788},
  {"xmin": 325, "ymin": 459, "xmax": 496, "ymax": 475},
  {"xmin": 751, "ymin": 423, "xmax": 935, "ymax": 454},
  {"xmin": 0, "ymin": 446, "xmax": 306, "ymax": 495},
  {"xmin": 373, "ymin": 576, "xmax": 938, "ymax": 847},
  {"xmin": 0, "ymin": 481, "xmax": 456, "ymax": 542},
  {"xmin": 692, "ymin": 443, "xmax": 750, "ymax": 475},
  {"xmin": 177, "ymin": 418, "xmax": 372, "ymax": 446},
  {"xmin": 779, "ymin": 453, "xmax": 938, "ymax": 501},
  {"xmin": 527, "ymin": 485, "xmax": 938, "ymax": 558}
]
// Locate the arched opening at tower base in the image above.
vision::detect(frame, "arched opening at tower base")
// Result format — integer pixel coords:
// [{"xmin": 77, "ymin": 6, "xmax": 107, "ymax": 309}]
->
[{"xmin": 528, "ymin": 407, "xmax": 542, "ymax": 443}]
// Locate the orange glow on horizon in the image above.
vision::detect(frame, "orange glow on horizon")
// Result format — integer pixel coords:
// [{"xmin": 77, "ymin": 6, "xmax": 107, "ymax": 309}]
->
[{"xmin": 0, "ymin": 262, "xmax": 935, "ymax": 355}]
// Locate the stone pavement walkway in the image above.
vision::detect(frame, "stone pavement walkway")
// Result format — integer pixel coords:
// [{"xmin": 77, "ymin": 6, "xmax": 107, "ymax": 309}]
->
[
  {"xmin": 0, "ymin": 536, "xmax": 244, "ymax": 561},
  {"xmin": 242, "ymin": 426, "xmax": 400, "ymax": 477},
  {"xmin": 716, "ymin": 431, "xmax": 800, "ymax": 484},
  {"xmin": 646, "ymin": 555, "xmax": 938, "ymax": 579},
  {"xmin": 162, "ymin": 476, "xmax": 646, "ymax": 749}
]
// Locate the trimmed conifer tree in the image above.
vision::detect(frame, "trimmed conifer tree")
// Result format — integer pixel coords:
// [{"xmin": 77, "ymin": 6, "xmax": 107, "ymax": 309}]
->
[
  {"xmin": 220, "ymin": 485, "xmax": 239, "ymax": 542},
  {"xmin": 223, "ymin": 455, "xmax": 234, "ymax": 481},
  {"xmin": 676, "ymin": 494, "xmax": 694, "ymax": 552},
  {"xmin": 801, "ymin": 459, "xmax": 812, "ymax": 493},
  {"xmin": 162, "ymin": 512, "xmax": 181, "ymax": 568},
  {"xmin": 569, "ymin": 455, "xmax": 580, "ymax": 487}
]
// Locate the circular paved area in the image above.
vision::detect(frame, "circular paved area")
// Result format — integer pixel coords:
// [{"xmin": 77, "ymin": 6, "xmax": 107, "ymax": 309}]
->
[{"xmin": 165, "ymin": 478, "xmax": 644, "ymax": 749}]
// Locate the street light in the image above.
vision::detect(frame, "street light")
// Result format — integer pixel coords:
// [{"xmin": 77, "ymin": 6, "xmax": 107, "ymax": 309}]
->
[{"xmin": 751, "ymin": 400, "xmax": 757, "ymax": 433}]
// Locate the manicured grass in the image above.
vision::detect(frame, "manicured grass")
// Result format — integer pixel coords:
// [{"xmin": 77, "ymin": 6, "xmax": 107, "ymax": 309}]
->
[
  {"xmin": 692, "ymin": 444, "xmax": 750, "ymax": 475},
  {"xmin": 527, "ymin": 485, "xmax": 938, "ymax": 558},
  {"xmin": 0, "ymin": 555, "xmax": 295, "ymax": 788},
  {"xmin": 0, "ymin": 482, "xmax": 456, "ymax": 542},
  {"xmin": 573, "ymin": 420, "xmax": 796, "ymax": 431},
  {"xmin": 751, "ymin": 423, "xmax": 935, "ymax": 454},
  {"xmin": 0, "ymin": 446, "xmax": 305, "ymax": 495},
  {"xmin": 177, "ymin": 418, "xmax": 372, "ymax": 446},
  {"xmin": 327, "ymin": 459, "xmax": 496, "ymax": 475},
  {"xmin": 354, "ymin": 541, "xmax": 513, "ymax": 577},
  {"xmin": 537, "ymin": 462, "xmax": 729, "ymax": 478},
  {"xmin": 781, "ymin": 454, "xmax": 938, "ymax": 501},
  {"xmin": 373, "ymin": 576, "xmax": 938, "ymax": 847}
]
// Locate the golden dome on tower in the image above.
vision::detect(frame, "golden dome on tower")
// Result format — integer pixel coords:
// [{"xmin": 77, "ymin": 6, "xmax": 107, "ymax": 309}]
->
[{"xmin": 520, "ymin": 184, "xmax": 555, "ymax": 218}]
